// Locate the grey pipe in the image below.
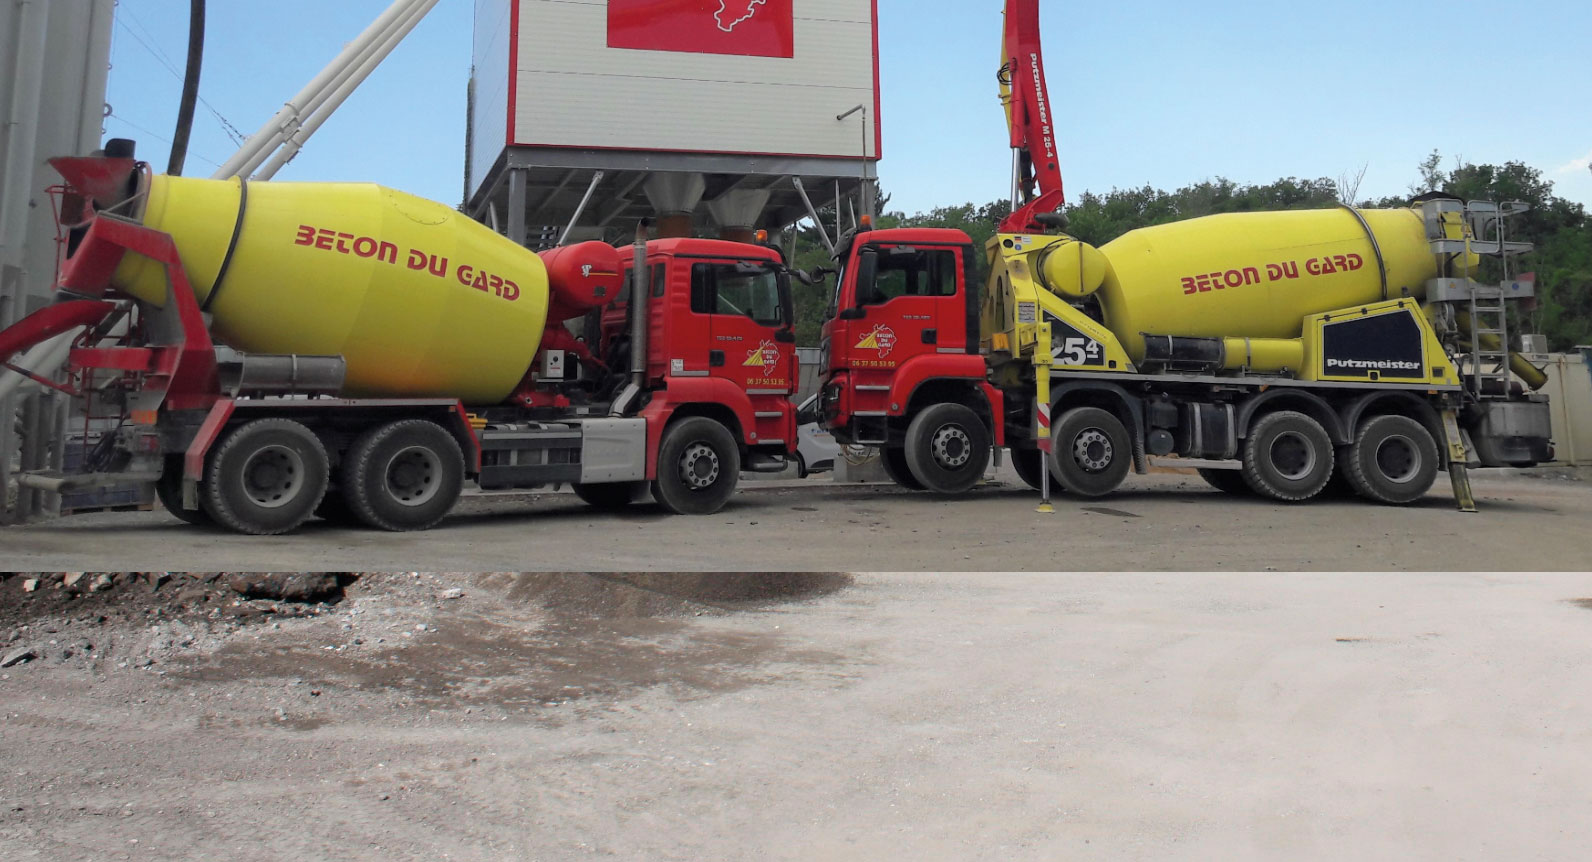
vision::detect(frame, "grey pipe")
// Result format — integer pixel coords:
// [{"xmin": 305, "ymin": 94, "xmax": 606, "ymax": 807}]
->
[
  {"xmin": 213, "ymin": 0, "xmax": 429, "ymax": 179},
  {"xmin": 610, "ymin": 219, "xmax": 651, "ymax": 416},
  {"xmin": 251, "ymin": 0, "xmax": 438, "ymax": 180}
]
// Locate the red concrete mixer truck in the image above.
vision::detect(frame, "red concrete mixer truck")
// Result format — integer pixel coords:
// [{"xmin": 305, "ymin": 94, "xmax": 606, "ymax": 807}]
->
[
  {"xmin": 813, "ymin": 0, "xmax": 1553, "ymax": 512},
  {"xmin": 0, "ymin": 145, "xmax": 798, "ymax": 534}
]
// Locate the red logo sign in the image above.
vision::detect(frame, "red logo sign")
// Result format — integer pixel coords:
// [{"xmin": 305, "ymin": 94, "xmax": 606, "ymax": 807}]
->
[{"xmin": 608, "ymin": 0, "xmax": 795, "ymax": 58}]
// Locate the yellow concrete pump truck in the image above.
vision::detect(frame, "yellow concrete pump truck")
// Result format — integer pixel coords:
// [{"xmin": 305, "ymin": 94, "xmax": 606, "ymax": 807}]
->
[{"xmin": 815, "ymin": 0, "xmax": 1553, "ymax": 510}]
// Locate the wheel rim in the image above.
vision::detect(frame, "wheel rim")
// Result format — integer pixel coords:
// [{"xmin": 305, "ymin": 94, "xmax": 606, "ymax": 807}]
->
[
  {"xmin": 1375, "ymin": 434, "xmax": 1421, "ymax": 484},
  {"xmin": 931, "ymin": 424, "xmax": 972, "ymax": 469},
  {"xmin": 1269, "ymin": 431, "xmax": 1317, "ymax": 481},
  {"xmin": 679, "ymin": 442, "xmax": 721, "ymax": 490},
  {"xmin": 241, "ymin": 445, "xmax": 305, "ymax": 509},
  {"xmin": 384, "ymin": 445, "xmax": 442, "ymax": 506},
  {"xmin": 1072, "ymin": 428, "xmax": 1114, "ymax": 473}
]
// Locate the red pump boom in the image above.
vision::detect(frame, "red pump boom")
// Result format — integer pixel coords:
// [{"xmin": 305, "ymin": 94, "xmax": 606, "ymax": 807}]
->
[{"xmin": 998, "ymin": 0, "xmax": 1066, "ymax": 233}]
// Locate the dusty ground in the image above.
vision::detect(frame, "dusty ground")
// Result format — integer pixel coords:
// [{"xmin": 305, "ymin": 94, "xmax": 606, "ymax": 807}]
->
[
  {"xmin": 2, "ymin": 466, "xmax": 1589, "ymax": 571},
  {"xmin": 1, "ymin": 571, "xmax": 1590, "ymax": 861}
]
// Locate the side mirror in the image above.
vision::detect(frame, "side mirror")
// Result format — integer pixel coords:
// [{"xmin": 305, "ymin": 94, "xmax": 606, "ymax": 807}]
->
[{"xmin": 852, "ymin": 248, "xmax": 878, "ymax": 312}]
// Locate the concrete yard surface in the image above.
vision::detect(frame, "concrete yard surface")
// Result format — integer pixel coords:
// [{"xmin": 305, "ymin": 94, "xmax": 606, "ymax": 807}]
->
[
  {"xmin": 1, "ymin": 572, "xmax": 1590, "ymax": 861},
  {"xmin": 1, "ymin": 467, "xmax": 1589, "ymax": 571}
]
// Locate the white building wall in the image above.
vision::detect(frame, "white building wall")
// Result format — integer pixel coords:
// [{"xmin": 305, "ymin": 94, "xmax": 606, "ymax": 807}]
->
[
  {"xmin": 468, "ymin": 0, "xmax": 512, "ymax": 197},
  {"xmin": 509, "ymin": 0, "xmax": 878, "ymax": 159}
]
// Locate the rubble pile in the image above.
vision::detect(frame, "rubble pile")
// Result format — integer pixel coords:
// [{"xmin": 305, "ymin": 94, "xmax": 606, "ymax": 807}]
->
[{"xmin": 0, "ymin": 572, "xmax": 360, "ymax": 674}]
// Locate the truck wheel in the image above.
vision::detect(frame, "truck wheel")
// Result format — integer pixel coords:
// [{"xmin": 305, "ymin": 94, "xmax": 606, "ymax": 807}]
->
[
  {"xmin": 1345, "ymin": 414, "xmax": 1439, "ymax": 504},
  {"xmin": 345, "ymin": 420, "xmax": 465, "ymax": 532},
  {"xmin": 573, "ymin": 481, "xmax": 646, "ymax": 509},
  {"xmin": 1050, "ymin": 407, "xmax": 1130, "ymax": 497},
  {"xmin": 881, "ymin": 447, "xmax": 925, "ymax": 490},
  {"xmin": 652, "ymin": 417, "xmax": 740, "ymax": 515},
  {"xmin": 1197, "ymin": 468, "xmax": 1252, "ymax": 496},
  {"xmin": 203, "ymin": 418, "xmax": 329, "ymax": 535},
  {"xmin": 1009, "ymin": 448, "xmax": 1046, "ymax": 491},
  {"xmin": 156, "ymin": 456, "xmax": 212, "ymax": 527},
  {"xmin": 1241, "ymin": 411, "xmax": 1333, "ymax": 502},
  {"xmin": 905, "ymin": 404, "xmax": 991, "ymax": 494}
]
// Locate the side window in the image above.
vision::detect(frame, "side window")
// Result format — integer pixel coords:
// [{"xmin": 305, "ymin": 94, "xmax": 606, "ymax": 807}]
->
[
  {"xmin": 691, "ymin": 262, "xmax": 784, "ymax": 326},
  {"xmin": 862, "ymin": 248, "xmax": 958, "ymax": 305},
  {"xmin": 652, "ymin": 263, "xmax": 665, "ymax": 298}
]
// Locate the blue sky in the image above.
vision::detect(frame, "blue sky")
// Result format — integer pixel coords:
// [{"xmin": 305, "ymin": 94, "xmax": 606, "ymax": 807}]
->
[{"xmin": 104, "ymin": 0, "xmax": 1592, "ymax": 216}]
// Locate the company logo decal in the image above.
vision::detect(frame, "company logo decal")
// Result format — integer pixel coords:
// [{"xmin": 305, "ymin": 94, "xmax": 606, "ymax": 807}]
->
[
  {"xmin": 743, "ymin": 339, "xmax": 782, "ymax": 377},
  {"xmin": 608, "ymin": 0, "xmax": 795, "ymax": 58},
  {"xmin": 854, "ymin": 324, "xmax": 898, "ymax": 358},
  {"xmin": 294, "ymin": 223, "xmax": 520, "ymax": 301},
  {"xmin": 1326, "ymin": 358, "xmax": 1421, "ymax": 371}
]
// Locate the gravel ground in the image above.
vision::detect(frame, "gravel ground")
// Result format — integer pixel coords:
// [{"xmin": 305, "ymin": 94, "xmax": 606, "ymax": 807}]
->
[
  {"xmin": 2, "ymin": 572, "xmax": 1591, "ymax": 860},
  {"xmin": 2, "ymin": 466, "xmax": 1590, "ymax": 571}
]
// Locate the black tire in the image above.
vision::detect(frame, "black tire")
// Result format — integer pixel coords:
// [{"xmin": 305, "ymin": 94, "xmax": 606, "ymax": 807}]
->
[
  {"xmin": 573, "ymin": 481, "xmax": 646, "ymax": 509},
  {"xmin": 1050, "ymin": 407, "xmax": 1131, "ymax": 497},
  {"xmin": 1345, "ymin": 414, "xmax": 1440, "ymax": 505},
  {"xmin": 344, "ymin": 420, "xmax": 465, "ymax": 532},
  {"xmin": 1241, "ymin": 411, "xmax": 1334, "ymax": 502},
  {"xmin": 203, "ymin": 418, "xmax": 329, "ymax": 535},
  {"xmin": 1197, "ymin": 468, "xmax": 1252, "ymax": 496},
  {"xmin": 880, "ymin": 447, "xmax": 925, "ymax": 490},
  {"xmin": 156, "ymin": 456, "xmax": 212, "ymax": 526},
  {"xmin": 1009, "ymin": 448, "xmax": 1047, "ymax": 491},
  {"xmin": 904, "ymin": 404, "xmax": 991, "ymax": 494},
  {"xmin": 651, "ymin": 417, "xmax": 740, "ymax": 515}
]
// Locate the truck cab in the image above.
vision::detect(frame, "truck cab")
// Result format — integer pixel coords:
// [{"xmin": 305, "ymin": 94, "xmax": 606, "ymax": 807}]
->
[
  {"xmin": 819, "ymin": 226, "xmax": 1003, "ymax": 492},
  {"xmin": 609, "ymin": 238, "xmax": 799, "ymax": 481}
]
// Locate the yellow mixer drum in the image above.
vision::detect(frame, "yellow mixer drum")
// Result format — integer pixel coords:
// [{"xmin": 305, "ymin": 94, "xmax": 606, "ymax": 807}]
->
[
  {"xmin": 1095, "ymin": 207, "xmax": 1440, "ymax": 362},
  {"xmin": 114, "ymin": 175, "xmax": 551, "ymax": 404}
]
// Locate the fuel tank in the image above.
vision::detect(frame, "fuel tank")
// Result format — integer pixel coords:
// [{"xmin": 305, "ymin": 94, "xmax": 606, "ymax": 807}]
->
[
  {"xmin": 1093, "ymin": 207, "xmax": 1443, "ymax": 362},
  {"xmin": 113, "ymin": 175, "xmax": 551, "ymax": 404}
]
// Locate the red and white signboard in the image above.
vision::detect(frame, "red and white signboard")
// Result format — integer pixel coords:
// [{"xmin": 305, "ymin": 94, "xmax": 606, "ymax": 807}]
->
[{"xmin": 608, "ymin": 0, "xmax": 795, "ymax": 58}]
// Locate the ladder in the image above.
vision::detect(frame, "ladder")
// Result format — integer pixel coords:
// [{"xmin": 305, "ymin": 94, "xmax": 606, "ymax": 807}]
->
[
  {"xmin": 1421, "ymin": 198, "xmax": 1534, "ymax": 400},
  {"xmin": 1467, "ymin": 284, "xmax": 1512, "ymax": 397}
]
